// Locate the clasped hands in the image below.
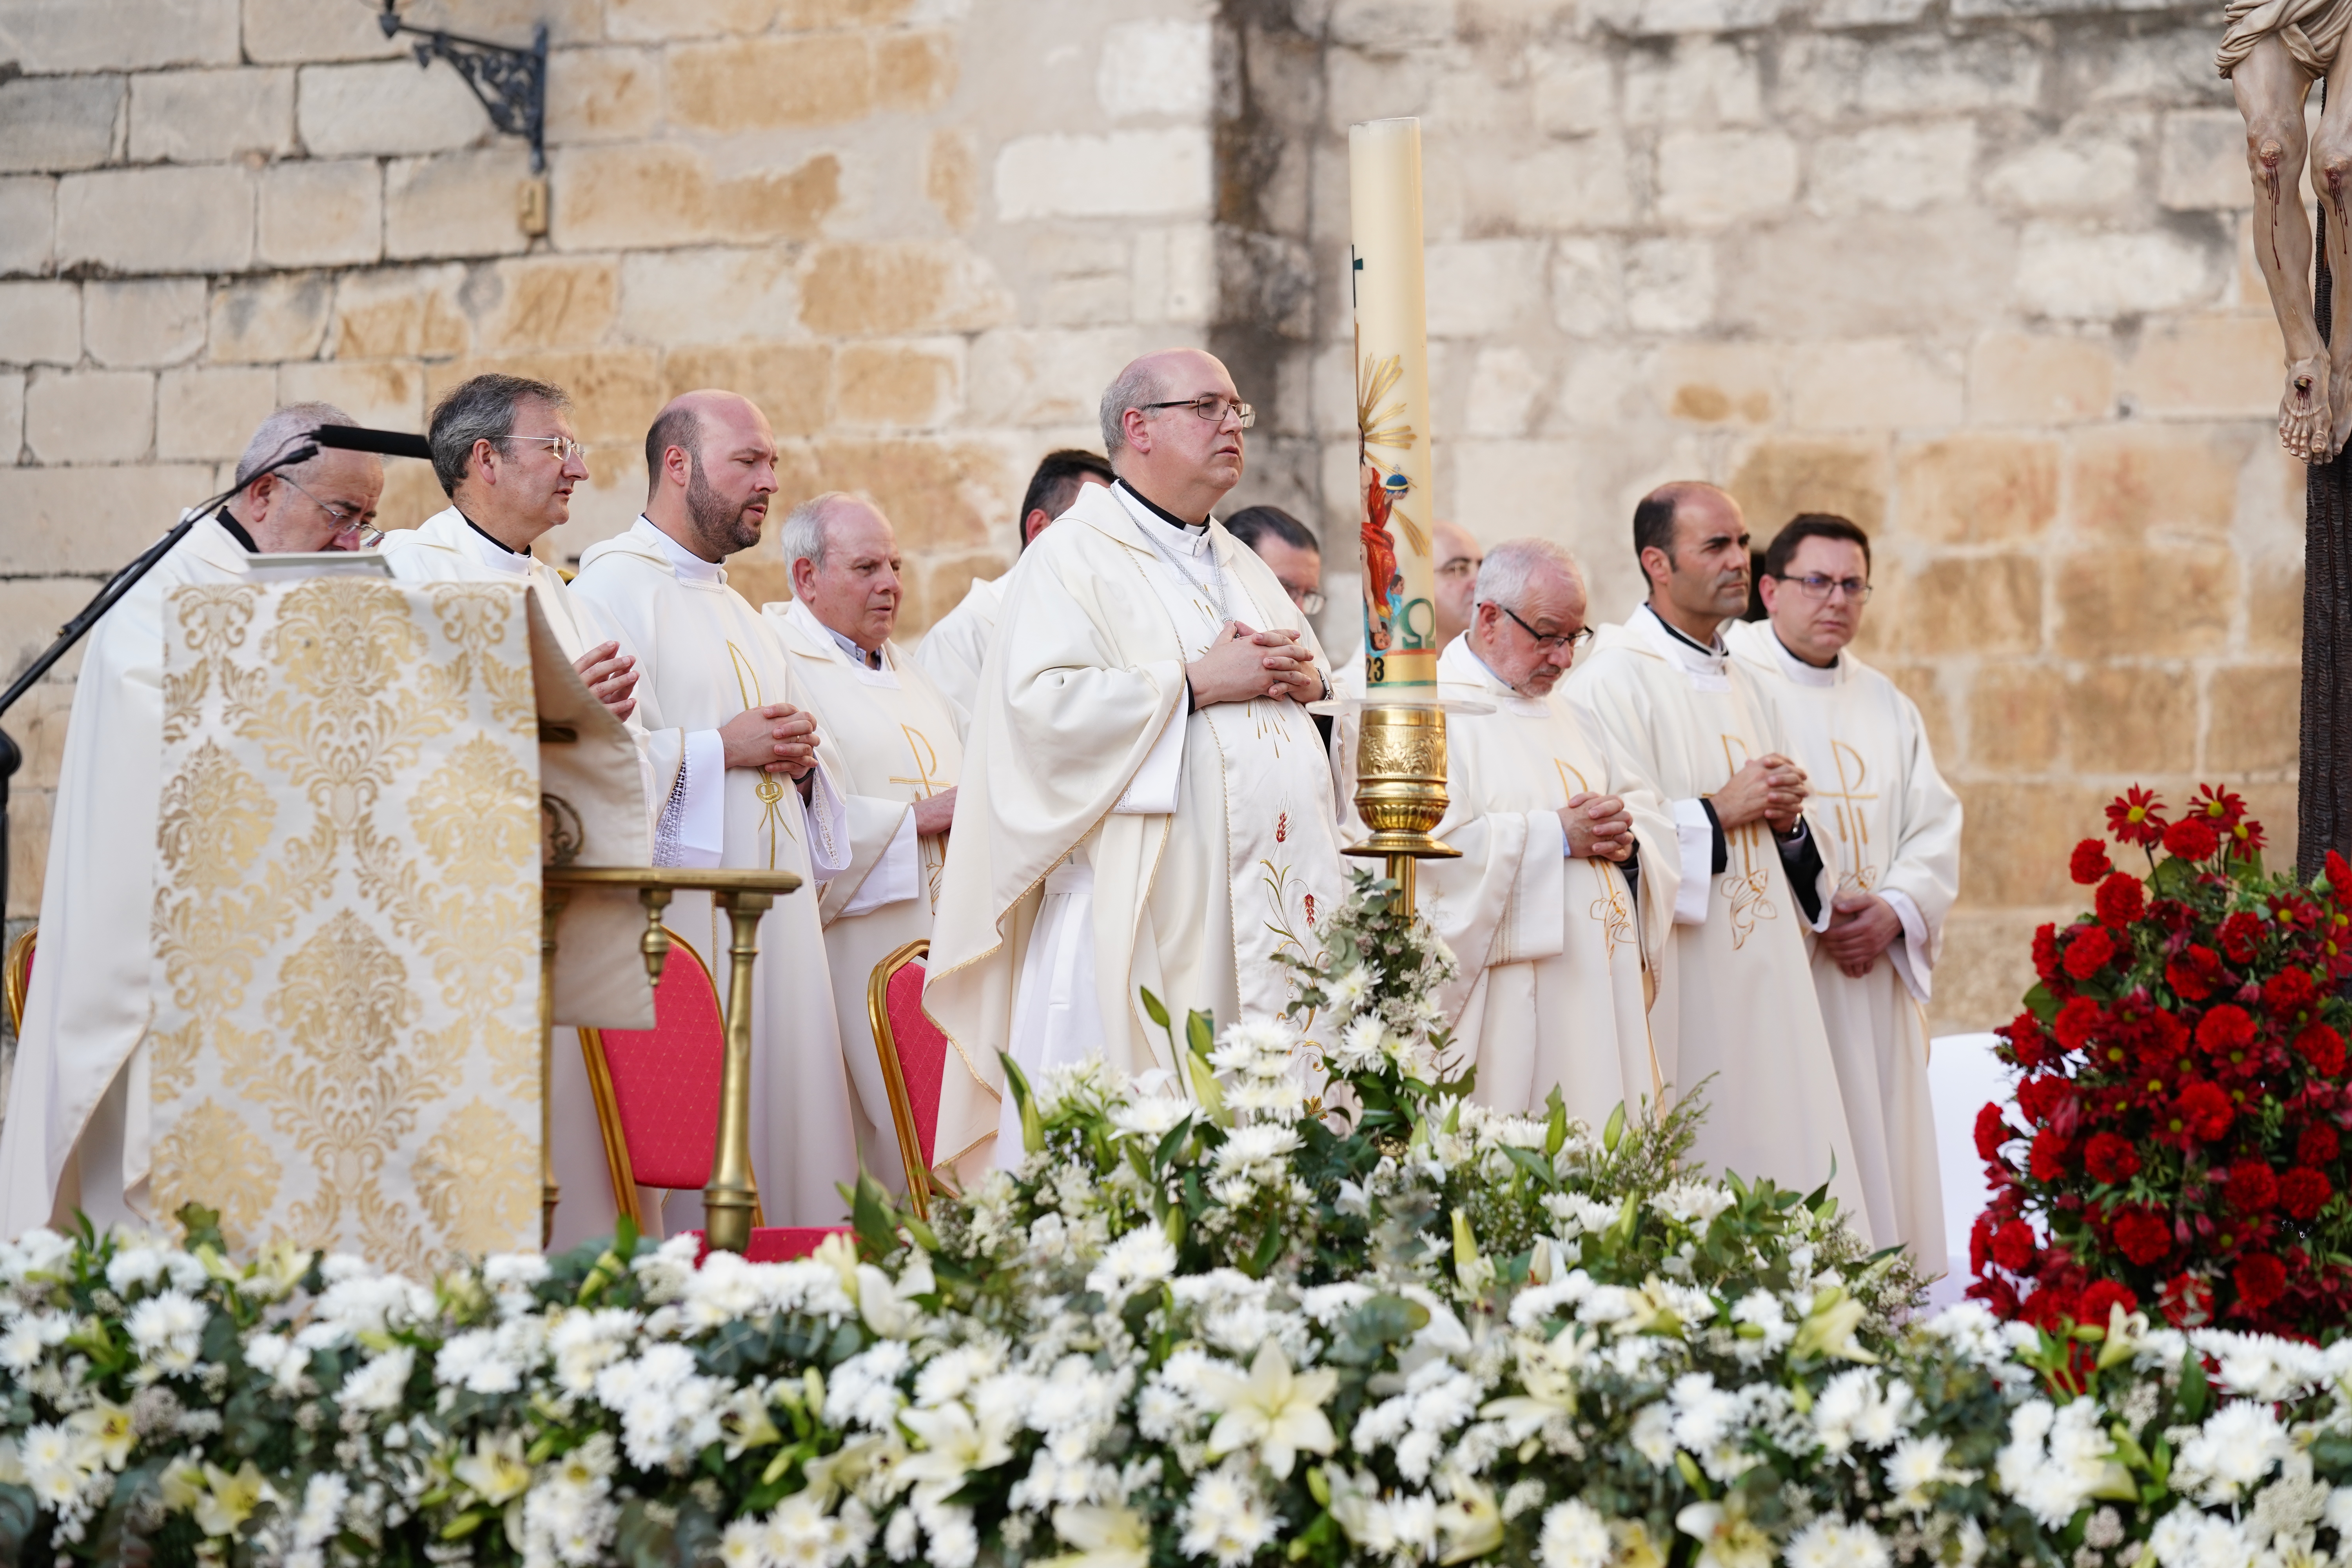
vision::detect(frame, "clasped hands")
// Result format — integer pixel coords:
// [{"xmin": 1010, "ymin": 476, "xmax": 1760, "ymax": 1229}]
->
[
  {"xmin": 1709, "ymin": 753, "xmax": 1809, "ymax": 837},
  {"xmin": 1561, "ymin": 792, "xmax": 1634, "ymax": 862},
  {"xmin": 1186, "ymin": 621, "xmax": 1323, "ymax": 707}
]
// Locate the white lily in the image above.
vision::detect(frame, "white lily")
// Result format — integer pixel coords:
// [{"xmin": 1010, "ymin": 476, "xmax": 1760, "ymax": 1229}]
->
[
  {"xmin": 898, "ymin": 1400, "xmax": 1017, "ymax": 1508},
  {"xmin": 1196, "ymin": 1339, "xmax": 1339, "ymax": 1478},
  {"xmin": 1038, "ymin": 1503, "xmax": 1152, "ymax": 1568}
]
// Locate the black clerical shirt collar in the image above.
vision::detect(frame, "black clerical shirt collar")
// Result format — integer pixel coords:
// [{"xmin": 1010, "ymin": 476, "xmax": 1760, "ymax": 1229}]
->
[
  {"xmin": 1115, "ymin": 478, "xmax": 1209, "ymax": 535},
  {"xmin": 212, "ymin": 506, "xmax": 258, "ymax": 553},
  {"xmin": 1644, "ymin": 603, "xmax": 1724, "ymax": 657},
  {"xmin": 457, "ymin": 509, "xmax": 525, "ymax": 556}
]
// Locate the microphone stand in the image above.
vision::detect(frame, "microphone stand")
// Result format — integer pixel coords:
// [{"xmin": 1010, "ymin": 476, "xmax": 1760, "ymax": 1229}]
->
[{"xmin": 0, "ymin": 442, "xmax": 319, "ymax": 922}]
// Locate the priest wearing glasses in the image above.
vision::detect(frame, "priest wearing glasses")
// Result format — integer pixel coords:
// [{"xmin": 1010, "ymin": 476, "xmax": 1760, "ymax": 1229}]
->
[
  {"xmin": 1728, "ymin": 515, "xmax": 1960, "ymax": 1267},
  {"xmin": 925, "ymin": 349, "xmax": 1347, "ymax": 1166},
  {"xmin": 1563, "ymin": 482, "xmax": 1870, "ymax": 1238},
  {"xmin": 0, "ymin": 403, "xmax": 385, "ymax": 1236}
]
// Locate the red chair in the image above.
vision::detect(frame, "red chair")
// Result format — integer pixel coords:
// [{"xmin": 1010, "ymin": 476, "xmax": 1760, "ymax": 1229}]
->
[
  {"xmin": 2, "ymin": 926, "xmax": 30, "ymax": 1036},
  {"xmin": 867, "ymin": 938, "xmax": 960, "ymax": 1220},
  {"xmin": 581, "ymin": 931, "xmax": 856, "ymax": 1263}
]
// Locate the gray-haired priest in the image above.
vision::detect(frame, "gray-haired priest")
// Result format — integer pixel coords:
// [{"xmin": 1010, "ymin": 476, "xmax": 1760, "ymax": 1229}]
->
[
  {"xmin": 568, "ymin": 390, "xmax": 866, "ymax": 1227},
  {"xmin": 1343, "ymin": 538, "xmax": 1674, "ymax": 1128},
  {"xmin": 925, "ymin": 348, "xmax": 1346, "ymax": 1168},
  {"xmin": 0, "ymin": 403, "xmax": 384, "ymax": 1237},
  {"xmin": 761, "ymin": 490, "xmax": 995, "ymax": 1188},
  {"xmin": 1728, "ymin": 514, "xmax": 1961, "ymax": 1267}
]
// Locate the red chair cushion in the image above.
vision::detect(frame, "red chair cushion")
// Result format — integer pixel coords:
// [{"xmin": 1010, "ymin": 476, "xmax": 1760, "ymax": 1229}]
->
[
  {"xmin": 690, "ymin": 1227, "xmax": 853, "ymax": 1265},
  {"xmin": 886, "ymin": 957, "xmax": 947, "ymax": 1167},
  {"xmin": 596, "ymin": 950, "xmax": 725, "ymax": 1191}
]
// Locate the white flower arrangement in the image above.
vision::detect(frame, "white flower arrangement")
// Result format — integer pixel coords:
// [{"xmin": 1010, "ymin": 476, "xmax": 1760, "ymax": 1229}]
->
[{"xmin": 9, "ymin": 870, "xmax": 2352, "ymax": 1568}]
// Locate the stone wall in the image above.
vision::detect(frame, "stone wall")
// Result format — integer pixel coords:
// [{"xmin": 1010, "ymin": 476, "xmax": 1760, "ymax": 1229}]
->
[
  {"xmin": 1225, "ymin": 0, "xmax": 2303, "ymax": 1032},
  {"xmin": 0, "ymin": 0, "xmax": 2309, "ymax": 1043}
]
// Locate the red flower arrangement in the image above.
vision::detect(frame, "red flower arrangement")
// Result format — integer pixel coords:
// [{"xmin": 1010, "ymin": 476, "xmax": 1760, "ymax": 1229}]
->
[{"xmin": 1971, "ymin": 785, "xmax": 2352, "ymax": 1339}]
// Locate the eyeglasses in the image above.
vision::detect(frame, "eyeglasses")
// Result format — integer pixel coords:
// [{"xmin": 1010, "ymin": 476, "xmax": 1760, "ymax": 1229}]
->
[
  {"xmin": 1491, "ymin": 601, "xmax": 1593, "ymax": 653},
  {"xmin": 1773, "ymin": 573, "xmax": 1872, "ymax": 602},
  {"xmin": 508, "ymin": 434, "xmax": 589, "ymax": 465},
  {"xmin": 280, "ymin": 475, "xmax": 383, "ymax": 548},
  {"xmin": 1139, "ymin": 396, "xmax": 1256, "ymax": 430},
  {"xmin": 1283, "ymin": 584, "xmax": 1326, "ymax": 616}
]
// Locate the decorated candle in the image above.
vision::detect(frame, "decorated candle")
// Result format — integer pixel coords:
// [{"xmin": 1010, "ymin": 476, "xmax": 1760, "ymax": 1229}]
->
[{"xmin": 1348, "ymin": 116, "xmax": 1438, "ymax": 691}]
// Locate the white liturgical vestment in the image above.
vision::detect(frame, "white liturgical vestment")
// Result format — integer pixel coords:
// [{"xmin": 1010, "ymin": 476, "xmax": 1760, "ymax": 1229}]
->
[
  {"xmin": 911, "ymin": 574, "xmax": 1004, "ymax": 742},
  {"xmin": 382, "ymin": 507, "xmax": 720, "ymax": 1247},
  {"xmin": 1563, "ymin": 607, "xmax": 1869, "ymax": 1234},
  {"xmin": 0, "ymin": 513, "xmax": 256, "ymax": 1238},
  {"xmin": 1726, "ymin": 619, "xmax": 1962, "ymax": 1265},
  {"xmin": 764, "ymin": 596, "xmax": 994, "ymax": 1185},
  {"xmin": 1377, "ymin": 636, "xmax": 1675, "ymax": 1126},
  {"xmin": 569, "ymin": 519, "xmax": 862, "ymax": 1227},
  {"xmin": 926, "ymin": 481, "xmax": 1347, "ymax": 1166}
]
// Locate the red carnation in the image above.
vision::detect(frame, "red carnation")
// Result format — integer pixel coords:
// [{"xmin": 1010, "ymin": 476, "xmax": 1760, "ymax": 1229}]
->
[
  {"xmin": 2113, "ymin": 1208, "xmax": 2174, "ymax": 1265},
  {"xmin": 2029, "ymin": 1130, "xmax": 2073, "ymax": 1182},
  {"xmin": 2234, "ymin": 1252, "xmax": 2288, "ymax": 1310},
  {"xmin": 2222, "ymin": 912, "xmax": 2265, "ymax": 964},
  {"xmin": 2096, "ymin": 873, "xmax": 2147, "ymax": 929},
  {"xmin": 1968, "ymin": 1275, "xmax": 2022, "ymax": 1318},
  {"xmin": 1991, "ymin": 1219, "xmax": 2040, "ymax": 1274},
  {"xmin": 2173, "ymin": 1081, "xmax": 2235, "ymax": 1142},
  {"xmin": 2168, "ymin": 945, "xmax": 2225, "ymax": 1001},
  {"xmin": 2160, "ymin": 1272, "xmax": 2214, "ymax": 1327},
  {"xmin": 1974, "ymin": 1102, "xmax": 2013, "ymax": 1163},
  {"xmin": 2165, "ymin": 817, "xmax": 2221, "ymax": 862},
  {"xmin": 2054, "ymin": 996, "xmax": 2105, "ymax": 1054},
  {"xmin": 2033, "ymin": 923, "xmax": 2063, "ymax": 984},
  {"xmin": 2152, "ymin": 898, "xmax": 2196, "ymax": 934},
  {"xmin": 2281, "ymin": 1167, "xmax": 2333, "ymax": 1221},
  {"xmin": 2108, "ymin": 786, "xmax": 2168, "ymax": 848},
  {"xmin": 2083, "ymin": 1131, "xmax": 2141, "ymax": 1185},
  {"xmin": 2330, "ymin": 851, "xmax": 2352, "ymax": 894},
  {"xmin": 2227, "ymin": 1159, "xmax": 2280, "ymax": 1213},
  {"xmin": 2065, "ymin": 925, "xmax": 2118, "ymax": 980},
  {"xmin": 2300, "ymin": 1123, "xmax": 2341, "ymax": 1167},
  {"xmin": 2189, "ymin": 784, "xmax": 2248, "ymax": 829},
  {"xmin": 2076, "ymin": 1279, "xmax": 2138, "ymax": 1327},
  {"xmin": 2196, "ymin": 1004, "xmax": 2258, "ymax": 1057},
  {"xmin": 2296, "ymin": 1023, "xmax": 2347, "ymax": 1078},
  {"xmin": 2072, "ymin": 839, "xmax": 2116, "ymax": 886},
  {"xmin": 2266, "ymin": 967, "xmax": 2321, "ymax": 1021}
]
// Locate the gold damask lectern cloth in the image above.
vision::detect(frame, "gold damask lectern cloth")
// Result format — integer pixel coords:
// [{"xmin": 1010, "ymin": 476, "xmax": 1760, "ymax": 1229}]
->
[{"xmin": 147, "ymin": 577, "xmax": 543, "ymax": 1271}]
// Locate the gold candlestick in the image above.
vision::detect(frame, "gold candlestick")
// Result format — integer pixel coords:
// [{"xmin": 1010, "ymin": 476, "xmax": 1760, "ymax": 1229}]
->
[{"xmin": 1345, "ymin": 116, "xmax": 1456, "ymax": 907}]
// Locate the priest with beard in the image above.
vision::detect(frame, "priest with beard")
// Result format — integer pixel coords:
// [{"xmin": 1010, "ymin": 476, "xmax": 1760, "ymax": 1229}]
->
[
  {"xmin": 1562, "ymin": 481, "xmax": 1869, "ymax": 1234},
  {"xmin": 568, "ymin": 390, "xmax": 865, "ymax": 1227},
  {"xmin": 763, "ymin": 490, "xmax": 993, "ymax": 1190},
  {"xmin": 1728, "ymin": 514, "xmax": 1961, "ymax": 1264},
  {"xmin": 0, "ymin": 402, "xmax": 383, "ymax": 1236},
  {"xmin": 925, "ymin": 348, "xmax": 1346, "ymax": 1163},
  {"xmin": 1347, "ymin": 538, "xmax": 1672, "ymax": 1126}
]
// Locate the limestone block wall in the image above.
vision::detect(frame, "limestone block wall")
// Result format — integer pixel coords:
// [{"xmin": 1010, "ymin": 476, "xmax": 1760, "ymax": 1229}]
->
[
  {"xmin": 0, "ymin": 0, "xmax": 1220, "ymax": 927},
  {"xmin": 1228, "ymin": 0, "xmax": 2305, "ymax": 1031}
]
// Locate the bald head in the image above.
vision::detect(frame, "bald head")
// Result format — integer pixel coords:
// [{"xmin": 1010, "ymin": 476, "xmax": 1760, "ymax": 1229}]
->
[
  {"xmin": 1633, "ymin": 480, "xmax": 1752, "ymax": 641},
  {"xmin": 1098, "ymin": 347, "xmax": 1247, "ymax": 526},
  {"xmin": 643, "ymin": 389, "xmax": 779, "ymax": 563}
]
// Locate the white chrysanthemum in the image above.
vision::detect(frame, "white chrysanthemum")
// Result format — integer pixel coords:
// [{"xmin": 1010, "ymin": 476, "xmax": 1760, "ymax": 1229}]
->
[
  {"xmin": 1884, "ymin": 1433, "xmax": 1976, "ymax": 1511},
  {"xmin": 1996, "ymin": 1399, "xmax": 2128, "ymax": 1529},
  {"xmin": 1540, "ymin": 1192, "xmax": 1622, "ymax": 1241},
  {"xmin": 336, "ymin": 1345, "xmax": 416, "ymax": 1413},
  {"xmin": 1784, "ymin": 1514, "xmax": 1890, "ymax": 1568},
  {"xmin": 1109, "ymin": 1096, "xmax": 1194, "ymax": 1142},
  {"xmin": 2173, "ymin": 1402, "xmax": 2292, "ymax": 1504},
  {"xmin": 1325, "ymin": 964, "xmax": 1374, "ymax": 1015},
  {"xmin": 1539, "ymin": 1499, "xmax": 1612, "ymax": 1568},
  {"xmin": 2148, "ymin": 1507, "xmax": 2256, "ymax": 1568},
  {"xmin": 125, "ymin": 1290, "xmax": 204, "ymax": 1374},
  {"xmin": 1649, "ymin": 1180, "xmax": 1737, "ymax": 1229},
  {"xmin": 1179, "ymin": 1463, "xmax": 1280, "ymax": 1568}
]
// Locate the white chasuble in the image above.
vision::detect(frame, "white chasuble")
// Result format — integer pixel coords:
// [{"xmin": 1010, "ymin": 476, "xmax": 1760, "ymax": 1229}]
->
[
  {"xmin": 1726, "ymin": 620, "xmax": 1962, "ymax": 1265},
  {"xmin": 0, "ymin": 514, "xmax": 254, "ymax": 1238},
  {"xmin": 1358, "ymin": 636, "xmax": 1675, "ymax": 1127},
  {"xmin": 911, "ymin": 573, "xmax": 1004, "ymax": 742},
  {"xmin": 926, "ymin": 482, "xmax": 1346, "ymax": 1165},
  {"xmin": 764, "ymin": 597, "xmax": 993, "ymax": 1185},
  {"xmin": 1563, "ymin": 609, "xmax": 1869, "ymax": 1235},
  {"xmin": 568, "ymin": 521, "xmax": 861, "ymax": 1228}
]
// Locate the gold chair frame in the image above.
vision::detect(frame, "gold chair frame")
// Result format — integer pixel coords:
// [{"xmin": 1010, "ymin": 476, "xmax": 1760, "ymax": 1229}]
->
[
  {"xmin": 866, "ymin": 937, "xmax": 962, "ymax": 1222},
  {"xmin": 2, "ymin": 925, "xmax": 32, "ymax": 1035}
]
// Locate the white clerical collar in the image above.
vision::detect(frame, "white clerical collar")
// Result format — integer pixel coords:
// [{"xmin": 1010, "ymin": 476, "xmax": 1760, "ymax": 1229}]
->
[
  {"xmin": 449, "ymin": 509, "xmax": 533, "ymax": 579},
  {"xmin": 1765, "ymin": 626, "xmax": 1841, "ymax": 688},
  {"xmin": 633, "ymin": 516, "xmax": 726, "ymax": 584},
  {"xmin": 1633, "ymin": 603, "xmax": 1735, "ymax": 692},
  {"xmin": 1112, "ymin": 481, "xmax": 1215, "ymax": 557},
  {"xmin": 785, "ymin": 595, "xmax": 891, "ymax": 675}
]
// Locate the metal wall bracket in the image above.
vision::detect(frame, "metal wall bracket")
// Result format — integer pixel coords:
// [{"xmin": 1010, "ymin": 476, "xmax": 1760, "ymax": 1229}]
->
[{"xmin": 379, "ymin": 4, "xmax": 549, "ymax": 172}]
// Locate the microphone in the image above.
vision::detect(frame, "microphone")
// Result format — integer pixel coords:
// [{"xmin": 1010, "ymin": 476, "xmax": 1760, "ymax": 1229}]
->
[{"xmin": 312, "ymin": 425, "xmax": 433, "ymax": 460}]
